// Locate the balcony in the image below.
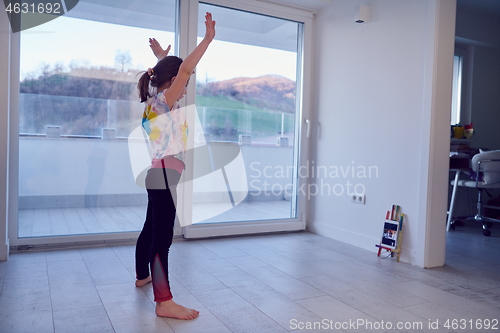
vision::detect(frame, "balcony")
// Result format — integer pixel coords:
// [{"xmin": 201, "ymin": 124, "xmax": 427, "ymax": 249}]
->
[{"xmin": 18, "ymin": 94, "xmax": 296, "ymax": 238}]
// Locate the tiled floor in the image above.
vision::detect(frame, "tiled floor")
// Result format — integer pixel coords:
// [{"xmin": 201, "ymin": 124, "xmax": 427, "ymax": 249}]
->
[{"xmin": 1, "ymin": 220, "xmax": 499, "ymax": 333}]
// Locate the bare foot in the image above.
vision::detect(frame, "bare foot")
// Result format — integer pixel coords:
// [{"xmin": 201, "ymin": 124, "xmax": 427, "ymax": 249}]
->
[
  {"xmin": 156, "ymin": 299, "xmax": 199, "ymax": 320},
  {"xmin": 135, "ymin": 276, "xmax": 152, "ymax": 287}
]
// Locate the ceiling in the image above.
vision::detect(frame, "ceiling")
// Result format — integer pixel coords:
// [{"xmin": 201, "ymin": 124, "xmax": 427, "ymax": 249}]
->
[
  {"xmin": 272, "ymin": 0, "xmax": 500, "ymax": 18},
  {"xmin": 260, "ymin": 0, "xmax": 331, "ymax": 12},
  {"xmin": 457, "ymin": 0, "xmax": 500, "ymax": 18}
]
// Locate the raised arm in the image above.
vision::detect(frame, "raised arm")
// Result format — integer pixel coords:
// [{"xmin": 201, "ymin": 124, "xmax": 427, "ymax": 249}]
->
[
  {"xmin": 149, "ymin": 38, "xmax": 171, "ymax": 61},
  {"xmin": 164, "ymin": 12, "xmax": 216, "ymax": 108}
]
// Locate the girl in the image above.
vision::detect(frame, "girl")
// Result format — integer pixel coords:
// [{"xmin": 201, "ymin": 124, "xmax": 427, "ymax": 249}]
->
[{"xmin": 135, "ymin": 12, "xmax": 216, "ymax": 320}]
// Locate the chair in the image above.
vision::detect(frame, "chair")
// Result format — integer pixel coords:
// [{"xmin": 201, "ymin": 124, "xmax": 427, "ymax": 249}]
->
[{"xmin": 449, "ymin": 150, "xmax": 500, "ymax": 236}]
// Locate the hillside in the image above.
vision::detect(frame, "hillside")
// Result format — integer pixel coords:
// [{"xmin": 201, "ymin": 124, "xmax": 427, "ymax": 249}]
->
[
  {"xmin": 197, "ymin": 75, "xmax": 296, "ymax": 113},
  {"xmin": 20, "ymin": 67, "xmax": 297, "ymax": 114}
]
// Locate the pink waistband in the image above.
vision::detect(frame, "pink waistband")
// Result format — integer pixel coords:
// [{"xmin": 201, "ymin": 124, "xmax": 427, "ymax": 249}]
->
[{"xmin": 151, "ymin": 157, "xmax": 185, "ymax": 174}]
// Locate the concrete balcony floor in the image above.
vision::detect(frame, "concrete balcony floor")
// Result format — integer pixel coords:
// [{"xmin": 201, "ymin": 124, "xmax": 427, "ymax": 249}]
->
[{"xmin": 18, "ymin": 200, "xmax": 292, "ymax": 238}]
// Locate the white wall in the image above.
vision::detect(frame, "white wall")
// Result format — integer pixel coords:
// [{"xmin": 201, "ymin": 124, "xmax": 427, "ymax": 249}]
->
[
  {"xmin": 18, "ymin": 137, "xmax": 293, "ymax": 203},
  {"xmin": 455, "ymin": 4, "xmax": 500, "ymax": 48},
  {"xmin": 19, "ymin": 138, "xmax": 144, "ymax": 197},
  {"xmin": 455, "ymin": 5, "xmax": 500, "ymax": 151},
  {"xmin": 444, "ymin": 5, "xmax": 500, "ymax": 219},
  {"xmin": 469, "ymin": 47, "xmax": 500, "ymax": 151},
  {"xmin": 308, "ymin": 0, "xmax": 455, "ymax": 267}
]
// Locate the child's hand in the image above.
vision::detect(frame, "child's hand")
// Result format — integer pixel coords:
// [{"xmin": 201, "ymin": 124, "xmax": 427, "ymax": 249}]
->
[
  {"xmin": 149, "ymin": 38, "xmax": 171, "ymax": 60},
  {"xmin": 204, "ymin": 12, "xmax": 216, "ymax": 42}
]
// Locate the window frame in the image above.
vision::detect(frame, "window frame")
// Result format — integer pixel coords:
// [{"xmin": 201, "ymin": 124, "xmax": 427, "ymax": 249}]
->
[
  {"xmin": 180, "ymin": 0, "xmax": 313, "ymax": 238},
  {"xmin": 8, "ymin": 0, "xmax": 181, "ymax": 248},
  {"xmin": 453, "ymin": 44, "xmax": 473, "ymax": 126},
  {"xmin": 451, "ymin": 54, "xmax": 462, "ymax": 125}
]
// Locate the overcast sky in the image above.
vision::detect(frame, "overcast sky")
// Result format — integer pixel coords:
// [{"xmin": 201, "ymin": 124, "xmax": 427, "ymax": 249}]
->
[{"xmin": 20, "ymin": 16, "xmax": 297, "ymax": 83}]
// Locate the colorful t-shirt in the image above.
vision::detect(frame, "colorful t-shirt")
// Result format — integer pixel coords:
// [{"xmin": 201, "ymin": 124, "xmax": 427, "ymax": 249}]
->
[{"xmin": 141, "ymin": 91, "xmax": 189, "ymax": 165}]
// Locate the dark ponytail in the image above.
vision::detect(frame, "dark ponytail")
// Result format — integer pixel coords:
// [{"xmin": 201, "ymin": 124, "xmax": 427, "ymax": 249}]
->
[
  {"xmin": 138, "ymin": 56, "xmax": 184, "ymax": 103},
  {"xmin": 138, "ymin": 72, "xmax": 151, "ymax": 103}
]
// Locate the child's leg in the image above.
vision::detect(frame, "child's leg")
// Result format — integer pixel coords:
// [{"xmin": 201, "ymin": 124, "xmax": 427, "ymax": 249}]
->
[
  {"xmin": 149, "ymin": 169, "xmax": 199, "ymax": 319},
  {"xmin": 135, "ymin": 196, "xmax": 153, "ymax": 286},
  {"xmin": 148, "ymin": 168, "xmax": 180, "ymax": 301}
]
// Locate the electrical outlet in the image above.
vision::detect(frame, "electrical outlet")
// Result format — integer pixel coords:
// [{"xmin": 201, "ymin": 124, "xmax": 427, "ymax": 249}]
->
[{"xmin": 351, "ymin": 194, "xmax": 366, "ymax": 205}]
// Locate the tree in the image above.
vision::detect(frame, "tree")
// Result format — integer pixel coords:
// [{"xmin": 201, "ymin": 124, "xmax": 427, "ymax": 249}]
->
[{"xmin": 114, "ymin": 50, "xmax": 132, "ymax": 72}]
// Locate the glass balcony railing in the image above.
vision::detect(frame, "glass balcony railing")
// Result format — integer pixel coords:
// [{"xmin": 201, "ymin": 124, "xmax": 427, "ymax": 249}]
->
[
  {"xmin": 196, "ymin": 106, "xmax": 295, "ymax": 144},
  {"xmin": 19, "ymin": 93, "xmax": 295, "ymax": 145},
  {"xmin": 19, "ymin": 93, "xmax": 143, "ymax": 138}
]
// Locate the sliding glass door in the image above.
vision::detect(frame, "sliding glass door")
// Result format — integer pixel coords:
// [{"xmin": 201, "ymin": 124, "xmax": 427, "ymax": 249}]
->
[
  {"xmin": 15, "ymin": 0, "xmax": 178, "ymax": 243},
  {"xmin": 182, "ymin": 2, "xmax": 309, "ymax": 237}
]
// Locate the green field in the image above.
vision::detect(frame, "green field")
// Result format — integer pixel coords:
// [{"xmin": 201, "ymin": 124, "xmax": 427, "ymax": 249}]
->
[
  {"xmin": 195, "ymin": 95, "xmax": 262, "ymax": 111},
  {"xmin": 195, "ymin": 95, "xmax": 295, "ymax": 139}
]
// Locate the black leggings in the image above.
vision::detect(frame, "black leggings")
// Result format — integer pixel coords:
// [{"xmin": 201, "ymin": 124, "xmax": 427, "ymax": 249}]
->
[{"xmin": 135, "ymin": 167, "xmax": 181, "ymax": 302}]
